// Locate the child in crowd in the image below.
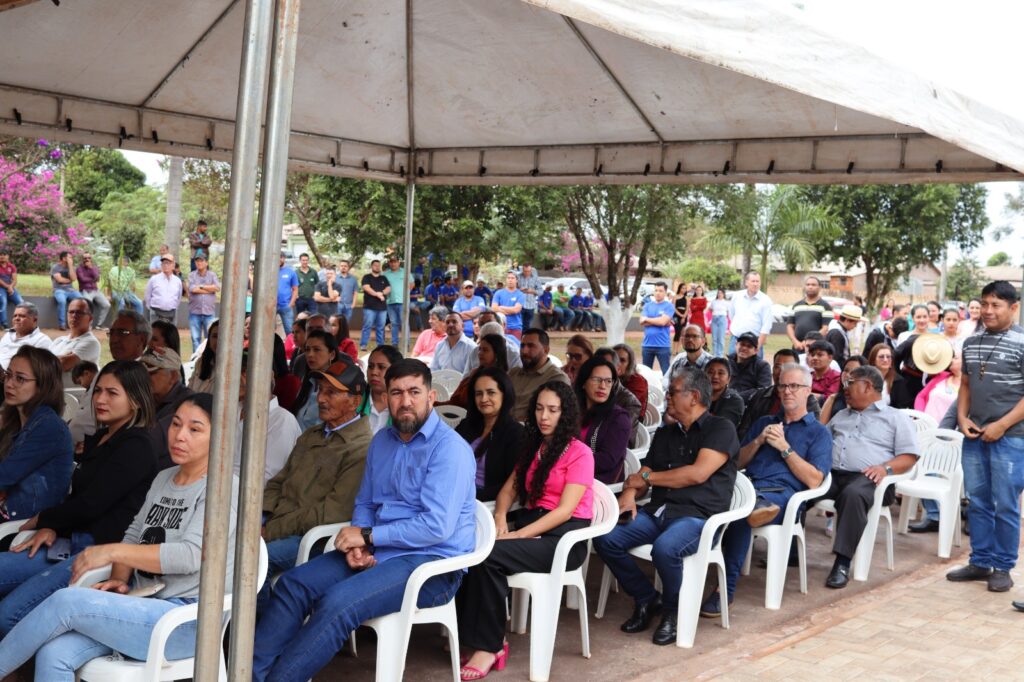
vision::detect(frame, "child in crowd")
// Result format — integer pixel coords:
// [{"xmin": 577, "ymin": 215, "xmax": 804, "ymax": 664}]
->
[{"xmin": 71, "ymin": 360, "xmax": 99, "ymax": 390}]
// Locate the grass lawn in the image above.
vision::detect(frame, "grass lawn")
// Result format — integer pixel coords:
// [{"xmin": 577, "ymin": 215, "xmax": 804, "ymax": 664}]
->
[{"xmin": 15, "ymin": 272, "xmax": 150, "ymax": 296}]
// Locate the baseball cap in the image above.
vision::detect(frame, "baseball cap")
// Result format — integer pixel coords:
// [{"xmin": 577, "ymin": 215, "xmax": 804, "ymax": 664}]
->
[
  {"xmin": 312, "ymin": 360, "xmax": 366, "ymax": 394},
  {"xmin": 141, "ymin": 348, "xmax": 182, "ymax": 372},
  {"xmin": 462, "ymin": 280, "xmax": 474, "ymax": 288},
  {"xmin": 735, "ymin": 332, "xmax": 759, "ymax": 348}
]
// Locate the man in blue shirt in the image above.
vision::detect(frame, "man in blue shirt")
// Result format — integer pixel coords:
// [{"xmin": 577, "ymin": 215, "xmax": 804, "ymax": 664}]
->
[
  {"xmin": 583, "ymin": 290, "xmax": 605, "ymax": 332},
  {"xmin": 453, "ymin": 280, "xmax": 487, "ymax": 338},
  {"xmin": 276, "ymin": 252, "xmax": 299, "ymax": 332},
  {"xmin": 424, "ymin": 275, "xmax": 443, "ymax": 307},
  {"xmin": 703, "ymin": 363, "xmax": 832, "ymax": 615},
  {"xmin": 253, "ymin": 359, "xmax": 477, "ymax": 681},
  {"xmin": 383, "ymin": 255, "xmax": 406, "ymax": 345},
  {"xmin": 475, "ymin": 278, "xmax": 493, "ymax": 306},
  {"xmin": 537, "ymin": 284, "xmax": 555, "ymax": 330},
  {"xmin": 640, "ymin": 281, "xmax": 675, "ymax": 373},
  {"xmin": 491, "ymin": 272, "xmax": 526, "ymax": 339},
  {"xmin": 440, "ymin": 275, "xmax": 459, "ymax": 308},
  {"xmin": 335, "ymin": 259, "xmax": 359, "ymax": 322}
]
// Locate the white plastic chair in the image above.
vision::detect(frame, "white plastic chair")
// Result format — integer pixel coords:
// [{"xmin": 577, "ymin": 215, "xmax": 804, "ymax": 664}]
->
[
  {"xmin": 76, "ymin": 538, "xmax": 269, "ymax": 682},
  {"xmin": 62, "ymin": 392, "xmax": 80, "ymax": 422},
  {"xmin": 0, "ymin": 519, "xmax": 29, "ymax": 550},
  {"xmin": 434, "ymin": 405, "xmax": 467, "ymax": 429},
  {"xmin": 634, "ymin": 363, "xmax": 663, "ymax": 389},
  {"xmin": 647, "ymin": 384, "xmax": 665, "ymax": 410},
  {"xmin": 742, "ymin": 473, "xmax": 832, "ymax": 609},
  {"xmin": 547, "ymin": 353, "xmax": 563, "ymax": 369},
  {"xmin": 642, "ymin": 402, "xmax": 662, "ymax": 434},
  {"xmin": 431, "ymin": 382, "xmax": 452, "ymax": 401},
  {"xmin": 181, "ymin": 360, "xmax": 195, "ymax": 385},
  {"xmin": 507, "ymin": 481, "xmax": 616, "ymax": 682},
  {"xmin": 595, "ymin": 473, "xmax": 756, "ymax": 649},
  {"xmin": 432, "ymin": 368, "xmax": 463, "ymax": 395},
  {"xmin": 896, "ymin": 429, "xmax": 964, "ymax": 558},
  {"xmin": 630, "ymin": 426, "xmax": 651, "ymax": 460},
  {"xmin": 607, "ymin": 450, "xmax": 642, "ymax": 496},
  {"xmin": 814, "ymin": 467, "xmax": 913, "ymax": 582},
  {"xmin": 900, "ymin": 408, "xmax": 939, "ymax": 433}
]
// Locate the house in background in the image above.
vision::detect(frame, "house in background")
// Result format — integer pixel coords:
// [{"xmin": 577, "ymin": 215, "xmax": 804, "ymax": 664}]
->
[{"xmin": 980, "ymin": 265, "xmax": 1023, "ymax": 290}]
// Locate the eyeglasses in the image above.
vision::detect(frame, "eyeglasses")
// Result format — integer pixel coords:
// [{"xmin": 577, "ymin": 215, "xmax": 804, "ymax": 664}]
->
[
  {"xmin": 777, "ymin": 383, "xmax": 810, "ymax": 393},
  {"xmin": 588, "ymin": 376, "xmax": 614, "ymax": 387},
  {"xmin": 682, "ymin": 334, "xmax": 703, "ymax": 339},
  {"xmin": 67, "ymin": 309, "xmax": 91, "ymax": 317},
  {"xmin": 842, "ymin": 378, "xmax": 872, "ymax": 389},
  {"xmin": 109, "ymin": 328, "xmax": 136, "ymax": 337},
  {"xmin": 1, "ymin": 370, "xmax": 35, "ymax": 386},
  {"xmin": 566, "ymin": 352, "xmax": 584, "ymax": 361}
]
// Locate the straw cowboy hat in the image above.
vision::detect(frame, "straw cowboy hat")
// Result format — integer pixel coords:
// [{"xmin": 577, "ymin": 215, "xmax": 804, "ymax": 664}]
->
[
  {"xmin": 912, "ymin": 333, "xmax": 955, "ymax": 374},
  {"xmin": 838, "ymin": 304, "xmax": 863, "ymax": 322}
]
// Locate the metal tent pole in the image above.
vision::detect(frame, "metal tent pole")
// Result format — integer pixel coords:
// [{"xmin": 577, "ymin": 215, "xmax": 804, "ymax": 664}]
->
[
  {"xmin": 401, "ymin": 177, "xmax": 415, "ymax": 355},
  {"xmin": 227, "ymin": 0, "xmax": 301, "ymax": 677},
  {"xmin": 193, "ymin": 0, "xmax": 274, "ymax": 678}
]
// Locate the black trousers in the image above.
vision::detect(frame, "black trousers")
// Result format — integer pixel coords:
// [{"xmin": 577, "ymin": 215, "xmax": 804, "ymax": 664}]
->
[
  {"xmin": 456, "ymin": 516, "xmax": 589, "ymax": 653},
  {"xmin": 822, "ymin": 469, "xmax": 895, "ymax": 559}
]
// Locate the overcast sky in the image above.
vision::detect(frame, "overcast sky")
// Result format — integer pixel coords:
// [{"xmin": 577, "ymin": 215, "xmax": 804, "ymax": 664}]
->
[{"xmin": 122, "ymin": 0, "xmax": 1024, "ymax": 265}]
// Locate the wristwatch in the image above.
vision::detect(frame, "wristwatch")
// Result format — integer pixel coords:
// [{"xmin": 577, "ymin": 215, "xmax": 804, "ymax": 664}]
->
[
  {"xmin": 361, "ymin": 527, "xmax": 375, "ymax": 554},
  {"xmin": 884, "ymin": 465, "xmax": 894, "ymax": 476},
  {"xmin": 641, "ymin": 470, "xmax": 651, "ymax": 483},
  {"xmin": 781, "ymin": 447, "xmax": 795, "ymax": 460}
]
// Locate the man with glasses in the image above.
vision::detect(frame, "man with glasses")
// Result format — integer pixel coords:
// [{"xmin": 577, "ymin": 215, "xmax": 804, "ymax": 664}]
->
[
  {"xmin": 665, "ymin": 324, "xmax": 712, "ymax": 389},
  {"xmin": 738, "ymin": 348, "xmax": 821, "ymax": 440},
  {"xmin": 819, "ymin": 366, "xmax": 919, "ymax": 588},
  {"xmin": 50, "ymin": 298, "xmax": 100, "ymax": 386},
  {"xmin": 703, "ymin": 363, "xmax": 832, "ymax": 616},
  {"xmin": 594, "ymin": 366, "xmax": 739, "ymax": 645},
  {"xmin": 0, "ymin": 303, "xmax": 53, "ymax": 370},
  {"xmin": 0, "ymin": 250, "xmax": 23, "ymax": 329},
  {"xmin": 74, "ymin": 252, "xmax": 111, "ymax": 330},
  {"xmin": 144, "ymin": 254, "xmax": 182, "ymax": 324}
]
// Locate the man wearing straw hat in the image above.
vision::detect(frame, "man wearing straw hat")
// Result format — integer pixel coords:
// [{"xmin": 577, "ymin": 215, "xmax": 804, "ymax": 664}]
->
[{"xmin": 947, "ymin": 281, "xmax": 1024, "ymax": 598}]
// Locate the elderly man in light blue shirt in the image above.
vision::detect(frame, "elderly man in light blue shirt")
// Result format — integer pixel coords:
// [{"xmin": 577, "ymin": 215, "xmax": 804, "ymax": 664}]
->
[
  {"xmin": 431, "ymin": 310, "xmax": 477, "ymax": 374},
  {"xmin": 728, "ymin": 271, "xmax": 774, "ymax": 357},
  {"xmin": 253, "ymin": 359, "xmax": 476, "ymax": 681}
]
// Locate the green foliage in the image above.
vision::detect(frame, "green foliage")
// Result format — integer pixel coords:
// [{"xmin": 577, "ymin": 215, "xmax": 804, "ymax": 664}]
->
[
  {"xmin": 798, "ymin": 184, "xmax": 989, "ymax": 309},
  {"xmin": 947, "ymin": 257, "xmax": 985, "ymax": 301},
  {"xmin": 987, "ymin": 251, "xmax": 1011, "ymax": 267},
  {"xmin": 78, "ymin": 186, "xmax": 166, "ymax": 263},
  {"xmin": 663, "ymin": 257, "xmax": 741, "ymax": 291},
  {"xmin": 63, "ymin": 147, "xmax": 146, "ymax": 212},
  {"xmin": 180, "ymin": 158, "xmax": 232, "ymax": 240}
]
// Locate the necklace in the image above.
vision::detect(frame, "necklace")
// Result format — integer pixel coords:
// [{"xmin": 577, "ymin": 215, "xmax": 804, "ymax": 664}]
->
[{"xmin": 979, "ymin": 330, "xmax": 1009, "ymax": 381}]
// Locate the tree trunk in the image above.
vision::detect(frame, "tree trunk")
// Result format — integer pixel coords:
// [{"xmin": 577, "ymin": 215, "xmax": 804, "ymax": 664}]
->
[
  {"xmin": 741, "ymin": 248, "xmax": 753, "ymax": 277},
  {"xmin": 297, "ymin": 219, "xmax": 327, "ymax": 267},
  {"xmin": 599, "ymin": 297, "xmax": 632, "ymax": 346},
  {"xmin": 164, "ymin": 156, "xmax": 184, "ymax": 265}
]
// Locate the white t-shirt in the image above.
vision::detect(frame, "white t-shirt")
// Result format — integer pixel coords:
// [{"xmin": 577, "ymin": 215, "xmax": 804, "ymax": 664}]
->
[
  {"xmin": 234, "ymin": 397, "xmax": 303, "ymax": 483},
  {"xmin": 0, "ymin": 327, "xmax": 55, "ymax": 369},
  {"xmin": 51, "ymin": 332, "xmax": 101, "ymax": 386},
  {"xmin": 710, "ymin": 298, "xmax": 730, "ymax": 317}
]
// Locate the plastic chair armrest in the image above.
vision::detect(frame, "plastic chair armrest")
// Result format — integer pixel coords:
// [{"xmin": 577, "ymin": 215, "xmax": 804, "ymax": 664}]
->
[
  {"xmin": 296, "ymin": 522, "xmax": 350, "ymax": 565},
  {"xmin": 72, "ymin": 564, "xmax": 113, "ymax": 588}
]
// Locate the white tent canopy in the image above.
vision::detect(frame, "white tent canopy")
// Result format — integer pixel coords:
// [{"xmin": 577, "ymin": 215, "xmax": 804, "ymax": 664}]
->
[{"xmin": 1, "ymin": 0, "xmax": 1021, "ymax": 185}]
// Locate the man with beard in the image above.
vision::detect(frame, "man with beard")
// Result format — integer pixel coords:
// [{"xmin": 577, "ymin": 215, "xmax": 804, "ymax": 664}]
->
[
  {"xmin": 253, "ymin": 359, "xmax": 477, "ymax": 681},
  {"xmin": 664, "ymin": 323, "xmax": 713, "ymax": 389},
  {"xmin": 508, "ymin": 328, "xmax": 569, "ymax": 421}
]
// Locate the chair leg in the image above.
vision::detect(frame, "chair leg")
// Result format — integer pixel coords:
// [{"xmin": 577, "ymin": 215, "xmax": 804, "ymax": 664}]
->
[
  {"xmin": 897, "ymin": 494, "xmax": 916, "ymax": 534},
  {"xmin": 567, "ymin": 554, "xmax": 588, "ymax": 610},
  {"xmin": 596, "ymin": 565, "xmax": 612, "ymax": 619},
  {"xmin": 795, "ymin": 528, "xmax": 808, "ymax": 595},
  {"xmin": 526, "ymin": 585, "xmax": 559, "ymax": 682},
  {"xmin": 741, "ymin": 535, "xmax": 754, "ymax": 576},
  {"xmin": 715, "ymin": 562, "xmax": 731, "ymax": 630},
  {"xmin": 883, "ymin": 509, "xmax": 894, "ymax": 571},
  {"xmin": 511, "ymin": 589, "xmax": 530, "ymax": 634},
  {"xmin": 439, "ymin": 607, "xmax": 462, "ymax": 682},
  {"xmin": 674, "ymin": 560, "xmax": 708, "ymax": 648},
  {"xmin": 852, "ymin": 509, "xmax": 880, "ymax": 582},
  {"xmin": 937, "ymin": 496, "xmax": 956, "ymax": 559},
  {"xmin": 573, "ymin": 583, "xmax": 591, "ymax": 658},
  {"xmin": 371, "ymin": 617, "xmax": 410, "ymax": 682},
  {"xmin": 763, "ymin": 531, "xmax": 788, "ymax": 611}
]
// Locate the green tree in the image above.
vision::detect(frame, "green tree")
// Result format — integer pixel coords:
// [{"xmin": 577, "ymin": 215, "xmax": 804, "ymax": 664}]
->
[
  {"xmin": 987, "ymin": 251, "xmax": 1011, "ymax": 267},
  {"xmin": 78, "ymin": 186, "xmax": 166, "ymax": 263},
  {"xmin": 662, "ymin": 257, "xmax": 741, "ymax": 291},
  {"xmin": 180, "ymin": 158, "xmax": 232, "ymax": 241},
  {"xmin": 63, "ymin": 148, "xmax": 146, "ymax": 212},
  {"xmin": 947, "ymin": 257, "xmax": 985, "ymax": 300},
  {"xmin": 799, "ymin": 184, "xmax": 989, "ymax": 310},
  {"xmin": 696, "ymin": 184, "xmax": 761, "ymax": 274}
]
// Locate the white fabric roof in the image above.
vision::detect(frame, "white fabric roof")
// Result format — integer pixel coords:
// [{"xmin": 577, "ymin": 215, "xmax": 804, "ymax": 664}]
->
[{"xmin": 0, "ymin": 0, "xmax": 1020, "ymax": 185}]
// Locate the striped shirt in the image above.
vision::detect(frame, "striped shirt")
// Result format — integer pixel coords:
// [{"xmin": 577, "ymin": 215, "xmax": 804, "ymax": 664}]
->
[{"xmin": 962, "ymin": 324, "xmax": 1024, "ymax": 437}]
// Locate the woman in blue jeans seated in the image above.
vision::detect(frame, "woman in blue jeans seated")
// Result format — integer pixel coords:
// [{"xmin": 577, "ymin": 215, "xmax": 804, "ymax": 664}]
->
[
  {"xmin": 0, "ymin": 346, "xmax": 73, "ymax": 523},
  {"xmin": 0, "ymin": 360, "xmax": 157, "ymax": 635},
  {"xmin": 0, "ymin": 393, "xmax": 239, "ymax": 681}
]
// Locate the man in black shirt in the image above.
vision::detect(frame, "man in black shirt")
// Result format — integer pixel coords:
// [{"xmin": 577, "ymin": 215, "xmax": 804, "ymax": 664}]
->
[
  {"xmin": 864, "ymin": 315, "xmax": 908, "ymax": 354},
  {"xmin": 787, "ymin": 276, "xmax": 832, "ymax": 353},
  {"xmin": 359, "ymin": 259, "xmax": 391, "ymax": 351},
  {"xmin": 727, "ymin": 332, "xmax": 772, "ymax": 396},
  {"xmin": 594, "ymin": 367, "xmax": 739, "ymax": 646}
]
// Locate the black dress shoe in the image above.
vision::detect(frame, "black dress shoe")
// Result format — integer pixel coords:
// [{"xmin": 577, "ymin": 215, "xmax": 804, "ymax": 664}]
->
[
  {"xmin": 620, "ymin": 595, "xmax": 662, "ymax": 633},
  {"xmin": 946, "ymin": 564, "xmax": 993, "ymax": 582},
  {"xmin": 1012, "ymin": 601, "xmax": 1024, "ymax": 612},
  {"xmin": 825, "ymin": 562, "xmax": 850, "ymax": 589},
  {"xmin": 908, "ymin": 518, "xmax": 940, "ymax": 533},
  {"xmin": 652, "ymin": 614, "xmax": 678, "ymax": 646}
]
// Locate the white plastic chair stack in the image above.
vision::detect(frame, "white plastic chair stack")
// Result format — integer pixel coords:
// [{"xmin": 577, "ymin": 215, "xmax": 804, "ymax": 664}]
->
[
  {"xmin": 742, "ymin": 473, "xmax": 832, "ymax": 609},
  {"xmin": 634, "ymin": 363, "xmax": 663, "ymax": 389},
  {"xmin": 434, "ymin": 405, "xmax": 468, "ymax": 429},
  {"xmin": 629, "ymin": 426, "xmax": 651, "ymax": 462},
  {"xmin": 608, "ymin": 450, "xmax": 643, "ymax": 496},
  {"xmin": 62, "ymin": 392, "xmax": 80, "ymax": 422},
  {"xmin": 507, "ymin": 481, "xmax": 616, "ymax": 682},
  {"xmin": 896, "ymin": 429, "xmax": 964, "ymax": 558},
  {"xmin": 595, "ymin": 473, "xmax": 755, "ymax": 648},
  {"xmin": 76, "ymin": 538, "xmax": 270, "ymax": 682},
  {"xmin": 647, "ymin": 384, "xmax": 665, "ymax": 411},
  {"xmin": 900, "ymin": 408, "xmax": 939, "ymax": 433},
  {"xmin": 431, "ymin": 369, "xmax": 463, "ymax": 396},
  {"xmin": 642, "ymin": 402, "xmax": 662, "ymax": 435}
]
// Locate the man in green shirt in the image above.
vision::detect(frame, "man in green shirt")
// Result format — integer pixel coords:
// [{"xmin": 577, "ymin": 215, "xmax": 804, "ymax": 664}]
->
[
  {"xmin": 552, "ymin": 283, "xmax": 572, "ymax": 331},
  {"xmin": 106, "ymin": 256, "xmax": 143, "ymax": 314},
  {"xmin": 383, "ymin": 255, "xmax": 407, "ymax": 345},
  {"xmin": 294, "ymin": 253, "xmax": 319, "ymax": 316}
]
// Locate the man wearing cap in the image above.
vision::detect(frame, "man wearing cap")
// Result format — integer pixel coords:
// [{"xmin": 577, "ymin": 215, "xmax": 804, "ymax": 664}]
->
[
  {"xmin": 144, "ymin": 254, "xmax": 182, "ymax": 325},
  {"xmin": 787, "ymin": 276, "xmax": 832, "ymax": 353},
  {"xmin": 143, "ymin": 347, "xmax": 195, "ymax": 469},
  {"xmin": 256, "ymin": 359, "xmax": 372, "ymax": 612},
  {"xmin": 728, "ymin": 272, "xmax": 774, "ymax": 357},
  {"xmin": 727, "ymin": 332, "xmax": 772, "ymax": 396},
  {"xmin": 826, "ymin": 305, "xmax": 863, "ymax": 364},
  {"xmin": 491, "ymin": 272, "xmax": 526, "ymax": 340},
  {"xmin": 187, "ymin": 253, "xmax": 220, "ymax": 350},
  {"xmin": 431, "ymin": 311, "xmax": 477, "ymax": 374},
  {"xmin": 453, "ymin": 280, "xmax": 487, "ymax": 339},
  {"xmin": 474, "ymin": 277, "xmax": 493, "ymax": 306},
  {"xmin": 807, "ymin": 340, "xmax": 841, "ymax": 403},
  {"xmin": 519, "ymin": 264, "xmax": 542, "ymax": 331}
]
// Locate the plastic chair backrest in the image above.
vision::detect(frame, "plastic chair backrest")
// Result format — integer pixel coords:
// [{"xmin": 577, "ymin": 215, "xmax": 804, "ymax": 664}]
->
[
  {"xmin": 434, "ymin": 405, "xmax": 467, "ymax": 428},
  {"xmin": 917, "ymin": 428, "xmax": 963, "ymax": 478},
  {"xmin": 432, "ymin": 382, "xmax": 451, "ymax": 401},
  {"xmin": 62, "ymin": 393, "xmax": 79, "ymax": 421},
  {"xmin": 432, "ymin": 369, "xmax": 463, "ymax": 393},
  {"xmin": 623, "ymin": 450, "xmax": 642, "ymax": 478},
  {"xmin": 647, "ymin": 384, "xmax": 665, "ymax": 408},
  {"xmin": 900, "ymin": 408, "xmax": 939, "ymax": 433},
  {"xmin": 632, "ymin": 426, "xmax": 651, "ymax": 453},
  {"xmin": 635, "ymin": 363, "xmax": 663, "ymax": 387},
  {"xmin": 642, "ymin": 402, "xmax": 661, "ymax": 428},
  {"xmin": 547, "ymin": 353, "xmax": 563, "ymax": 368}
]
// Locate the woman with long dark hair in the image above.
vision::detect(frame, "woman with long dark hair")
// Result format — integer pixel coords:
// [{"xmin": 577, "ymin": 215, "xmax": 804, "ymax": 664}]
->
[
  {"xmin": 0, "ymin": 346, "xmax": 73, "ymax": 522},
  {"xmin": 456, "ymin": 381, "xmax": 594, "ymax": 680},
  {"xmin": 443, "ymin": 334, "xmax": 509, "ymax": 409},
  {"xmin": 455, "ymin": 367, "xmax": 525, "ymax": 501},
  {"xmin": 0, "ymin": 360, "xmax": 157, "ymax": 634},
  {"xmin": 188, "ymin": 319, "xmax": 219, "ymax": 393},
  {"xmin": 564, "ymin": 333, "xmax": 594, "ymax": 384},
  {"xmin": 672, "ymin": 283, "xmax": 688, "ymax": 353},
  {"xmin": 613, "ymin": 343, "xmax": 648, "ymax": 418},
  {"xmin": 868, "ymin": 343, "xmax": 913, "ymax": 409},
  {"xmin": 0, "ymin": 393, "xmax": 240, "ymax": 680},
  {"xmin": 574, "ymin": 357, "xmax": 631, "ymax": 484},
  {"xmin": 688, "ymin": 285, "xmax": 708, "ymax": 331},
  {"xmin": 291, "ymin": 329, "xmax": 340, "ymax": 430},
  {"xmin": 894, "ymin": 304, "xmax": 931, "ymax": 399},
  {"xmin": 329, "ymin": 314, "xmax": 359, "ymax": 362}
]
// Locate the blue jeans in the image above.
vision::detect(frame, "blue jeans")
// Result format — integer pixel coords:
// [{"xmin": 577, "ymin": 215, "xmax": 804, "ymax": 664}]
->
[
  {"xmin": 295, "ymin": 297, "xmax": 316, "ymax": 316},
  {"xmin": 962, "ymin": 435, "xmax": 1024, "ymax": 571},
  {"xmin": 591, "ymin": 312, "xmax": 606, "ymax": 331},
  {"xmin": 0, "ymin": 287, "xmax": 23, "ymax": 326},
  {"xmin": 711, "ymin": 316, "xmax": 727, "ymax": 357},
  {"xmin": 111, "ymin": 292, "xmax": 144, "ymax": 314},
  {"xmin": 257, "ymin": 535, "xmax": 303, "ymax": 613},
  {"xmin": 337, "ymin": 302, "xmax": 354, "ymax": 321},
  {"xmin": 53, "ymin": 289, "xmax": 83, "ymax": 329},
  {"xmin": 554, "ymin": 306, "xmax": 571, "ymax": 328},
  {"xmin": 641, "ymin": 346, "xmax": 672, "ymax": 375},
  {"xmin": 593, "ymin": 508, "xmax": 706, "ymax": 612},
  {"xmin": 0, "ymin": 587, "xmax": 196, "ymax": 681},
  {"xmin": 721, "ymin": 487, "xmax": 791, "ymax": 600},
  {"xmin": 521, "ymin": 308, "xmax": 534, "ymax": 330},
  {"xmin": 387, "ymin": 303, "xmax": 403, "ymax": 345},
  {"xmin": 188, "ymin": 313, "xmax": 214, "ymax": 351},
  {"xmin": 253, "ymin": 551, "xmax": 462, "ymax": 681},
  {"xmin": 360, "ymin": 308, "xmax": 387, "ymax": 347},
  {"xmin": 276, "ymin": 305, "xmax": 294, "ymax": 333}
]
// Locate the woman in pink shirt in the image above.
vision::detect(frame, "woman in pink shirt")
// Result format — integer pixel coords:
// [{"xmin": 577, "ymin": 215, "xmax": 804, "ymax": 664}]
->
[
  {"xmin": 456, "ymin": 381, "xmax": 594, "ymax": 680},
  {"xmin": 915, "ymin": 350, "xmax": 962, "ymax": 423},
  {"xmin": 411, "ymin": 307, "xmax": 446, "ymax": 362}
]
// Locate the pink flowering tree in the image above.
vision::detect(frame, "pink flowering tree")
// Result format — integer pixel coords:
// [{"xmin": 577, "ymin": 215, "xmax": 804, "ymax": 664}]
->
[{"xmin": 0, "ymin": 142, "xmax": 90, "ymax": 270}]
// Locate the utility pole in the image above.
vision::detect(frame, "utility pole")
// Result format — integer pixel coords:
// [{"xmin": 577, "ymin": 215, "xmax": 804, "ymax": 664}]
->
[{"xmin": 165, "ymin": 156, "xmax": 184, "ymax": 265}]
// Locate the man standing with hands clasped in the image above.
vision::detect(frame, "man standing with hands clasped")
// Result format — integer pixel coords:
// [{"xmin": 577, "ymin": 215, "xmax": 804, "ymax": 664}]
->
[{"xmin": 946, "ymin": 281, "xmax": 1024, "ymax": 602}]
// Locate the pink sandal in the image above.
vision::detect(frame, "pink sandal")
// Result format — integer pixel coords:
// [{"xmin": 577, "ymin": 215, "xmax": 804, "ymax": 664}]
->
[{"xmin": 459, "ymin": 643, "xmax": 509, "ymax": 681}]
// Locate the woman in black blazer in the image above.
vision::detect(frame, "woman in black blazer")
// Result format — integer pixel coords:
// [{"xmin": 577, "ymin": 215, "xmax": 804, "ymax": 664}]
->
[{"xmin": 455, "ymin": 367, "xmax": 525, "ymax": 502}]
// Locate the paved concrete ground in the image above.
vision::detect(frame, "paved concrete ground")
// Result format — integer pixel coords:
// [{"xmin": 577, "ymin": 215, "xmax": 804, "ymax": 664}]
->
[{"xmin": 313, "ymin": 503, "xmax": 1022, "ymax": 680}]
